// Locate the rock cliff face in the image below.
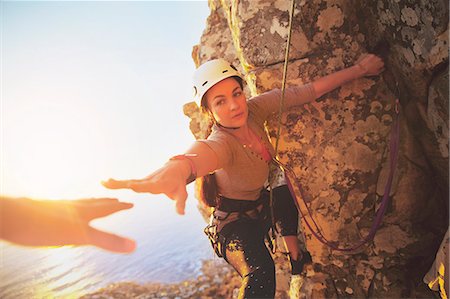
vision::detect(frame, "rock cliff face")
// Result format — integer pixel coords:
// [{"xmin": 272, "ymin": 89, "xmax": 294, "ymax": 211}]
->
[{"xmin": 184, "ymin": 0, "xmax": 449, "ymax": 297}]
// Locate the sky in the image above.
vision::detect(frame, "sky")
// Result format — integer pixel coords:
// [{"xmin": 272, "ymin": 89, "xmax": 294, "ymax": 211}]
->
[{"xmin": 1, "ymin": 0, "xmax": 210, "ymax": 200}]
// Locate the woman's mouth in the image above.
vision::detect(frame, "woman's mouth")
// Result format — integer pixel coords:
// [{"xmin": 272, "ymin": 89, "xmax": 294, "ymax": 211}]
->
[{"xmin": 233, "ymin": 112, "xmax": 244, "ymax": 119}]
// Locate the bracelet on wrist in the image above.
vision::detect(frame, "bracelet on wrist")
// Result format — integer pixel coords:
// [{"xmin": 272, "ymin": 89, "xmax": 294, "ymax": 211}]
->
[{"xmin": 169, "ymin": 154, "xmax": 198, "ymax": 185}]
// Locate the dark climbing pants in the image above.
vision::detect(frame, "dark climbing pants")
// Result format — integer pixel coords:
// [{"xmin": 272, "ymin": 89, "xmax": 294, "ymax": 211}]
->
[
  {"xmin": 222, "ymin": 218, "xmax": 275, "ymax": 298},
  {"xmin": 215, "ymin": 185, "xmax": 299, "ymax": 298}
]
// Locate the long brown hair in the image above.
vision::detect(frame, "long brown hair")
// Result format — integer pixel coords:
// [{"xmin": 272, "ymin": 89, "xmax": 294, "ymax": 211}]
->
[
  {"xmin": 197, "ymin": 76, "xmax": 244, "ymax": 208},
  {"xmin": 198, "ymin": 173, "xmax": 219, "ymax": 207}
]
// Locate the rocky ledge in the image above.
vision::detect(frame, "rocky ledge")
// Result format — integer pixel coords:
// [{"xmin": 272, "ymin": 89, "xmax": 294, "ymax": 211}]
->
[{"xmin": 80, "ymin": 255, "xmax": 297, "ymax": 299}]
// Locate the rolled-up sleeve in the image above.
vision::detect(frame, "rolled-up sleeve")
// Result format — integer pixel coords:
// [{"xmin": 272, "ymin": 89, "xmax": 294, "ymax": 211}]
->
[
  {"xmin": 197, "ymin": 131, "xmax": 234, "ymax": 170},
  {"xmin": 249, "ymin": 83, "xmax": 317, "ymax": 121}
]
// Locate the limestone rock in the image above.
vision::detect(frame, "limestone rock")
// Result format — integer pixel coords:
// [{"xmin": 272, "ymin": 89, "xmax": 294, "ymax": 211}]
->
[{"xmin": 185, "ymin": 0, "xmax": 448, "ymax": 298}]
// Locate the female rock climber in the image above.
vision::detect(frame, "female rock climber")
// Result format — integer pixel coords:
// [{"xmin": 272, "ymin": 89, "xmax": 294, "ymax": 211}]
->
[{"xmin": 103, "ymin": 54, "xmax": 384, "ymax": 298}]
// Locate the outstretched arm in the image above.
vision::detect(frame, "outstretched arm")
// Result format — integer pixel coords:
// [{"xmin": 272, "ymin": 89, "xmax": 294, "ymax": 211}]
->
[
  {"xmin": 312, "ymin": 54, "xmax": 384, "ymax": 98},
  {"xmin": 103, "ymin": 141, "xmax": 219, "ymax": 215},
  {"xmin": 254, "ymin": 54, "xmax": 385, "ymax": 117},
  {"xmin": 0, "ymin": 196, "xmax": 135, "ymax": 253}
]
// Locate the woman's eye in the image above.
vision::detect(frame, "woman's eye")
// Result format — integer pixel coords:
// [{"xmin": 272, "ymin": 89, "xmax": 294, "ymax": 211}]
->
[
  {"xmin": 215, "ymin": 99, "xmax": 224, "ymax": 106},
  {"xmin": 233, "ymin": 91, "xmax": 242, "ymax": 97}
]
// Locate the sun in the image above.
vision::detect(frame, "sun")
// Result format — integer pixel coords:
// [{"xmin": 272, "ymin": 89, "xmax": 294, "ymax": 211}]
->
[{"xmin": 2, "ymin": 97, "xmax": 111, "ymax": 200}]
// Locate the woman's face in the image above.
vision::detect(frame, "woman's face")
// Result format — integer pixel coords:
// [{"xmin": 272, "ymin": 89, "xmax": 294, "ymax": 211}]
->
[{"xmin": 205, "ymin": 77, "xmax": 248, "ymax": 128}]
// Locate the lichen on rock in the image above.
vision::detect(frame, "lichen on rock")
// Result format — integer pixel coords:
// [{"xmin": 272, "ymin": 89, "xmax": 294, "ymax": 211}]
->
[{"xmin": 184, "ymin": 0, "xmax": 448, "ymax": 298}]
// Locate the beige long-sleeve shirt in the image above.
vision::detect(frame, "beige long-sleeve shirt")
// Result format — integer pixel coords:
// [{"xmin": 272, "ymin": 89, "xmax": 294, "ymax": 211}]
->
[{"xmin": 199, "ymin": 83, "xmax": 316, "ymax": 200}]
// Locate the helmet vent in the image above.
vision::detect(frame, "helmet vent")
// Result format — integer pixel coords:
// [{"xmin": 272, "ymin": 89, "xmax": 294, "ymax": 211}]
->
[
  {"xmin": 202, "ymin": 81, "xmax": 208, "ymax": 86},
  {"xmin": 222, "ymin": 70, "xmax": 228, "ymax": 73},
  {"xmin": 230, "ymin": 65, "xmax": 238, "ymax": 71}
]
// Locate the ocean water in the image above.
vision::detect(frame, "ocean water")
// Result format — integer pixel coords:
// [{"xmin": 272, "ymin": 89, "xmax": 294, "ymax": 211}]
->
[{"xmin": 0, "ymin": 192, "xmax": 215, "ymax": 298}]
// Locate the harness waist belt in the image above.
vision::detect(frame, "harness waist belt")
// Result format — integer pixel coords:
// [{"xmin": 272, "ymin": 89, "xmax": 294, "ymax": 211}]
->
[{"xmin": 217, "ymin": 190, "xmax": 269, "ymax": 213}]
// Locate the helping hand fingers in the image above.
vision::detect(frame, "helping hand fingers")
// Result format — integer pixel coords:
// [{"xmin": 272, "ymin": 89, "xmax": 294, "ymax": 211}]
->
[{"xmin": 76, "ymin": 200, "xmax": 134, "ymax": 220}]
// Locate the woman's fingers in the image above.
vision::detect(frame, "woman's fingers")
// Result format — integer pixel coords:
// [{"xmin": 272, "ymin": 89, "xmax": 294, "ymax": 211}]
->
[
  {"xmin": 103, "ymin": 170, "xmax": 189, "ymax": 215},
  {"xmin": 102, "ymin": 179, "xmax": 133, "ymax": 189},
  {"xmin": 355, "ymin": 53, "xmax": 367, "ymax": 65},
  {"xmin": 357, "ymin": 54, "xmax": 384, "ymax": 76},
  {"xmin": 371, "ymin": 55, "xmax": 384, "ymax": 74},
  {"xmin": 122, "ymin": 179, "xmax": 189, "ymax": 215},
  {"xmin": 173, "ymin": 186, "xmax": 188, "ymax": 215},
  {"xmin": 102, "ymin": 178, "xmax": 160, "ymax": 193},
  {"xmin": 127, "ymin": 180, "xmax": 169, "ymax": 194},
  {"xmin": 102, "ymin": 176, "xmax": 184, "ymax": 196}
]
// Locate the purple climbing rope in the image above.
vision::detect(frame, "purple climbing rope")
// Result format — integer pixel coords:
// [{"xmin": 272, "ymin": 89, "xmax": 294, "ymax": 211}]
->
[{"xmin": 282, "ymin": 99, "xmax": 401, "ymax": 252}]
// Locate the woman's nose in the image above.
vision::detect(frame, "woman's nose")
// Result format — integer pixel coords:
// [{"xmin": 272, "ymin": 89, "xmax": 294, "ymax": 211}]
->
[{"xmin": 229, "ymin": 98, "xmax": 239, "ymax": 110}]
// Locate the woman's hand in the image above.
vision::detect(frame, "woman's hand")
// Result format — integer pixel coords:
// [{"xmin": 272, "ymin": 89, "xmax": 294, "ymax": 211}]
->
[
  {"xmin": 312, "ymin": 53, "xmax": 385, "ymax": 98},
  {"xmin": 355, "ymin": 54, "xmax": 385, "ymax": 77},
  {"xmin": 102, "ymin": 160, "xmax": 191, "ymax": 215},
  {"xmin": 0, "ymin": 197, "xmax": 136, "ymax": 253}
]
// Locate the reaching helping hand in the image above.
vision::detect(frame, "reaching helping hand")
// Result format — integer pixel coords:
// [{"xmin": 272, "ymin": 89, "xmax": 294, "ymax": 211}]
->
[
  {"xmin": 0, "ymin": 197, "xmax": 136, "ymax": 253},
  {"xmin": 102, "ymin": 160, "xmax": 190, "ymax": 215},
  {"xmin": 355, "ymin": 53, "xmax": 385, "ymax": 77}
]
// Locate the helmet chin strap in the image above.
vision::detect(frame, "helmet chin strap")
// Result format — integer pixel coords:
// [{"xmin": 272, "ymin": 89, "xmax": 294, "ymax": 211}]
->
[
  {"xmin": 216, "ymin": 122, "xmax": 241, "ymax": 130},
  {"xmin": 210, "ymin": 113, "xmax": 241, "ymax": 130}
]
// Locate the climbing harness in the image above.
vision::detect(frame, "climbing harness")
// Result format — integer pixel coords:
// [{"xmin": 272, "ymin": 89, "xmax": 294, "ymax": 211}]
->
[
  {"xmin": 204, "ymin": 191, "xmax": 272, "ymax": 258},
  {"xmin": 270, "ymin": 0, "xmax": 401, "ymax": 252}
]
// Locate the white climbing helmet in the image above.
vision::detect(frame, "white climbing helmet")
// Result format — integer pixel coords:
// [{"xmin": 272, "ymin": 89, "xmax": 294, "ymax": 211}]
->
[{"xmin": 192, "ymin": 59, "xmax": 243, "ymax": 108}]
